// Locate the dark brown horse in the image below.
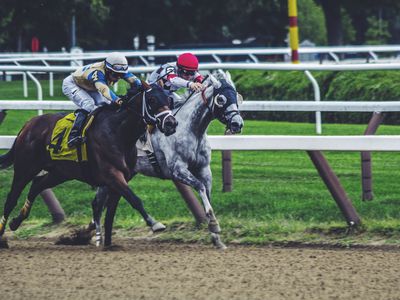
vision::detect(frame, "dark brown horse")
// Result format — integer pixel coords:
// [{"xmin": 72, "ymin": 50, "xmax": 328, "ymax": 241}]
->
[{"xmin": 0, "ymin": 81, "xmax": 178, "ymax": 248}]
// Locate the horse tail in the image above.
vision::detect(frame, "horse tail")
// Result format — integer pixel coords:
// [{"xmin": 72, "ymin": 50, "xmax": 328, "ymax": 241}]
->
[{"xmin": 0, "ymin": 140, "xmax": 15, "ymax": 169}]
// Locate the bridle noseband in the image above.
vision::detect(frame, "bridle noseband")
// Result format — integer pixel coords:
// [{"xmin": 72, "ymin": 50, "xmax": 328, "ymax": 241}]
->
[{"xmin": 124, "ymin": 88, "xmax": 173, "ymax": 128}]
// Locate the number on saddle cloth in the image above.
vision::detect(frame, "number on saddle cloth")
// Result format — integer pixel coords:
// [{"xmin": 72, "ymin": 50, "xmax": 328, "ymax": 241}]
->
[{"xmin": 47, "ymin": 113, "xmax": 94, "ymax": 162}]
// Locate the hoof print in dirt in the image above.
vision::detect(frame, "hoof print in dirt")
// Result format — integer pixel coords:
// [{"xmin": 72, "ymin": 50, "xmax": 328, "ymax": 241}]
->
[
  {"xmin": 55, "ymin": 228, "xmax": 93, "ymax": 245},
  {"xmin": 102, "ymin": 244, "xmax": 123, "ymax": 251}
]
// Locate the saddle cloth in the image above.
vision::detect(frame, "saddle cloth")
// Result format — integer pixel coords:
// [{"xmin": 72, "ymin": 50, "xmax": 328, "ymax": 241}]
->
[{"xmin": 47, "ymin": 112, "xmax": 94, "ymax": 162}]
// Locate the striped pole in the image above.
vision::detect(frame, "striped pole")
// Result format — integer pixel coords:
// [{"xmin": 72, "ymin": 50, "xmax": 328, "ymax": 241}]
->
[{"xmin": 288, "ymin": 0, "xmax": 299, "ymax": 64}]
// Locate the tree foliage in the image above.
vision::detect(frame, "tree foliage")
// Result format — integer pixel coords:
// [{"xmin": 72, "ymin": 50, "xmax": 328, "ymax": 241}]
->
[
  {"xmin": 1, "ymin": 0, "xmax": 400, "ymax": 51},
  {"xmin": 298, "ymin": 0, "xmax": 326, "ymax": 45}
]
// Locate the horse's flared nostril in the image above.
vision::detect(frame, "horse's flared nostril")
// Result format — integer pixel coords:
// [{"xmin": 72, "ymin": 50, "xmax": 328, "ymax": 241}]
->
[{"xmin": 230, "ymin": 122, "xmax": 242, "ymax": 133}]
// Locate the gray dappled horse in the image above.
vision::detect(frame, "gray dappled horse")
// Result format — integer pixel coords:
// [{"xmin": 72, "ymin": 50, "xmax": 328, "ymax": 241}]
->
[{"xmin": 91, "ymin": 72, "xmax": 244, "ymax": 248}]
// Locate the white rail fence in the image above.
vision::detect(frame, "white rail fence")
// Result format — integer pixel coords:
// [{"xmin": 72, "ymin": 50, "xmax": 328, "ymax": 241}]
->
[
  {"xmin": 1, "ymin": 45, "xmax": 400, "ymax": 64},
  {"xmin": 1, "ymin": 100, "xmax": 400, "ymax": 112},
  {"xmin": 2, "ymin": 62, "xmax": 400, "ymax": 133},
  {"xmin": 1, "ymin": 135, "xmax": 399, "ymax": 151},
  {"xmin": 0, "ymin": 100, "xmax": 399, "ymax": 151}
]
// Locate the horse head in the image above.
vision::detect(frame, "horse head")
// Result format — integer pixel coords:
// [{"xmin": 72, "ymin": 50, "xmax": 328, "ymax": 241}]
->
[
  {"xmin": 125, "ymin": 81, "xmax": 178, "ymax": 136},
  {"xmin": 205, "ymin": 72, "xmax": 244, "ymax": 134}
]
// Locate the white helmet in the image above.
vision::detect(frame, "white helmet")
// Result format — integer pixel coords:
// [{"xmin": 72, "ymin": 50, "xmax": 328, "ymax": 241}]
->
[{"xmin": 105, "ymin": 52, "xmax": 128, "ymax": 74}]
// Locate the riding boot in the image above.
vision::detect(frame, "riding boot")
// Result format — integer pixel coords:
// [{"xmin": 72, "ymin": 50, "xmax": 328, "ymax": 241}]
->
[{"xmin": 68, "ymin": 109, "xmax": 88, "ymax": 148}]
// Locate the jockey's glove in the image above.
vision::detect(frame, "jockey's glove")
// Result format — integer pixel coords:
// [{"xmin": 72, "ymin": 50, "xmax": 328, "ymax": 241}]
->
[
  {"xmin": 115, "ymin": 98, "xmax": 123, "ymax": 106},
  {"xmin": 189, "ymin": 82, "xmax": 204, "ymax": 92}
]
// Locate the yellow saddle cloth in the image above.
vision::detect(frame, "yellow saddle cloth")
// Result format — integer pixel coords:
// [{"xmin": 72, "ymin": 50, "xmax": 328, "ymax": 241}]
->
[{"xmin": 47, "ymin": 112, "xmax": 93, "ymax": 162}]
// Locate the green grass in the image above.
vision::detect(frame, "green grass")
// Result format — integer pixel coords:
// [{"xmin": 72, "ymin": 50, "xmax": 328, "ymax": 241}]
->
[{"xmin": 1, "ymin": 79, "xmax": 400, "ymax": 246}]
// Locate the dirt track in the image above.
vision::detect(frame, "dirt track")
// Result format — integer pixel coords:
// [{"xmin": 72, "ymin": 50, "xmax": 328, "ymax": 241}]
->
[{"xmin": 1, "ymin": 238, "xmax": 400, "ymax": 300}]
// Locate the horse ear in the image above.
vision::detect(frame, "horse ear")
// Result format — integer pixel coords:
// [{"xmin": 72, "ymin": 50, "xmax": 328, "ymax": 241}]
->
[
  {"xmin": 209, "ymin": 74, "xmax": 222, "ymax": 89},
  {"xmin": 225, "ymin": 71, "xmax": 236, "ymax": 90}
]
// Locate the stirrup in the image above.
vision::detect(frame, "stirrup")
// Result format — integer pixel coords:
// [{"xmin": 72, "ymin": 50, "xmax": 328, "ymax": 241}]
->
[{"xmin": 68, "ymin": 136, "xmax": 84, "ymax": 148}]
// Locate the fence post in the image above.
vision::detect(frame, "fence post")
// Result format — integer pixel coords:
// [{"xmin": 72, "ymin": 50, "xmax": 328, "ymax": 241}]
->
[
  {"xmin": 0, "ymin": 110, "xmax": 7, "ymax": 125},
  {"xmin": 361, "ymin": 112, "xmax": 385, "ymax": 201},
  {"xmin": 307, "ymin": 150, "xmax": 361, "ymax": 226},
  {"xmin": 40, "ymin": 189, "xmax": 65, "ymax": 223},
  {"xmin": 222, "ymin": 130, "xmax": 233, "ymax": 192}
]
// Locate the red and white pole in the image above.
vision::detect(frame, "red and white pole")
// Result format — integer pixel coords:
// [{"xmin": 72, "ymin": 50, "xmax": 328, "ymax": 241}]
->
[{"xmin": 288, "ymin": 0, "xmax": 299, "ymax": 64}]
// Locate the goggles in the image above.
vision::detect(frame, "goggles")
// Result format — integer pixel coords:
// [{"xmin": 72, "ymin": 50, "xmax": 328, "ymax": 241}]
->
[
  {"xmin": 106, "ymin": 62, "xmax": 128, "ymax": 72},
  {"xmin": 179, "ymin": 68, "xmax": 195, "ymax": 76}
]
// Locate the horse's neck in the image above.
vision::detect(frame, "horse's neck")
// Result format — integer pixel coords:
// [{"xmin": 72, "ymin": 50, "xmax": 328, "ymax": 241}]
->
[
  {"xmin": 177, "ymin": 92, "xmax": 213, "ymax": 137},
  {"xmin": 106, "ymin": 107, "xmax": 145, "ymax": 147}
]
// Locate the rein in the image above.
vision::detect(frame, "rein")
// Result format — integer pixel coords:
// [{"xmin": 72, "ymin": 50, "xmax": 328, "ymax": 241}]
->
[{"xmin": 173, "ymin": 75, "xmax": 209, "ymax": 117}]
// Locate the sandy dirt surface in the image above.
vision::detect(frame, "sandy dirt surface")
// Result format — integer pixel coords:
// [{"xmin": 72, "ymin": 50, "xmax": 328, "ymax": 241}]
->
[{"xmin": 1, "ymin": 238, "xmax": 400, "ymax": 300}]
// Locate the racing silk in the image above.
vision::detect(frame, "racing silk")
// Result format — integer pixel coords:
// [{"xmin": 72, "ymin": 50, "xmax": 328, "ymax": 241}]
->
[
  {"xmin": 148, "ymin": 62, "xmax": 203, "ymax": 93},
  {"xmin": 72, "ymin": 61, "xmax": 140, "ymax": 102}
]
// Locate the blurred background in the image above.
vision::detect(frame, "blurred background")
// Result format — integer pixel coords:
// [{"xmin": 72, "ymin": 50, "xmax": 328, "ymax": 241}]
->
[{"xmin": 1, "ymin": 0, "xmax": 400, "ymax": 52}]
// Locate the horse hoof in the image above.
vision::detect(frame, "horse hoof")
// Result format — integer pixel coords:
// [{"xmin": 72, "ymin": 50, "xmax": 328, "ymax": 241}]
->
[
  {"xmin": 152, "ymin": 222, "xmax": 166, "ymax": 232},
  {"xmin": 208, "ymin": 222, "xmax": 221, "ymax": 234},
  {"xmin": 9, "ymin": 218, "xmax": 21, "ymax": 231},
  {"xmin": 0, "ymin": 236, "xmax": 9, "ymax": 249},
  {"xmin": 211, "ymin": 233, "xmax": 227, "ymax": 250}
]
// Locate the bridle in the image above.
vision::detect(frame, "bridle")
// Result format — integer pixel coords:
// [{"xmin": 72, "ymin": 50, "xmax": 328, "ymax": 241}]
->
[
  {"xmin": 201, "ymin": 84, "xmax": 241, "ymax": 124},
  {"xmin": 125, "ymin": 88, "xmax": 174, "ymax": 128},
  {"xmin": 171, "ymin": 75, "xmax": 240, "ymax": 126}
]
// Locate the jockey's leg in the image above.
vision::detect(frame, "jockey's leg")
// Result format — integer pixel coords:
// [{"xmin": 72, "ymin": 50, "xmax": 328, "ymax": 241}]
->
[
  {"xmin": 62, "ymin": 75, "xmax": 96, "ymax": 148},
  {"xmin": 67, "ymin": 109, "xmax": 88, "ymax": 148}
]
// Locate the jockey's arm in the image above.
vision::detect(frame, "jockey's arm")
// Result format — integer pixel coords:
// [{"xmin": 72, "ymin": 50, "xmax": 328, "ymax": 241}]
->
[
  {"xmin": 194, "ymin": 72, "xmax": 204, "ymax": 83},
  {"xmin": 123, "ymin": 72, "xmax": 142, "ymax": 89},
  {"xmin": 123, "ymin": 72, "xmax": 143, "ymax": 95},
  {"xmin": 89, "ymin": 70, "xmax": 120, "ymax": 103},
  {"xmin": 167, "ymin": 73, "xmax": 203, "ymax": 92}
]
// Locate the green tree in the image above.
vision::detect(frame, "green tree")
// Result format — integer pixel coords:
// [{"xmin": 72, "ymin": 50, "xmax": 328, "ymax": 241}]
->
[
  {"xmin": 365, "ymin": 15, "xmax": 391, "ymax": 45},
  {"xmin": 0, "ymin": 0, "xmax": 109, "ymax": 51},
  {"xmin": 316, "ymin": 0, "xmax": 400, "ymax": 45},
  {"xmin": 298, "ymin": 0, "xmax": 327, "ymax": 45}
]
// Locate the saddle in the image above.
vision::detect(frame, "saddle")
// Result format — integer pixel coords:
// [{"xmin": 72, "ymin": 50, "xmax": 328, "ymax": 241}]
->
[{"xmin": 47, "ymin": 112, "xmax": 94, "ymax": 162}]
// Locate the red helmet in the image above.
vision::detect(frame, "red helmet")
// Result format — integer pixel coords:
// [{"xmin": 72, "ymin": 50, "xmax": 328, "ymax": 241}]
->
[{"xmin": 177, "ymin": 53, "xmax": 199, "ymax": 71}]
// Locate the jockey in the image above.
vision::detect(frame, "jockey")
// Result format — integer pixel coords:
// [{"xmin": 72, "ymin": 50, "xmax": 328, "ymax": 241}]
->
[
  {"xmin": 62, "ymin": 52, "xmax": 142, "ymax": 148},
  {"xmin": 148, "ymin": 52, "xmax": 204, "ymax": 107}
]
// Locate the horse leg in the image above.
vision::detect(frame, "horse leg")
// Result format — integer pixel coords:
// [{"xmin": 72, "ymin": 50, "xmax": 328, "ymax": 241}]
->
[
  {"xmin": 90, "ymin": 187, "xmax": 109, "ymax": 247},
  {"xmin": 103, "ymin": 191, "xmax": 120, "ymax": 248},
  {"xmin": 171, "ymin": 165, "xmax": 226, "ymax": 249},
  {"xmin": 0, "ymin": 168, "xmax": 40, "ymax": 243},
  {"xmin": 123, "ymin": 189, "xmax": 166, "ymax": 232},
  {"xmin": 103, "ymin": 170, "xmax": 160, "ymax": 246},
  {"xmin": 9, "ymin": 172, "xmax": 67, "ymax": 231}
]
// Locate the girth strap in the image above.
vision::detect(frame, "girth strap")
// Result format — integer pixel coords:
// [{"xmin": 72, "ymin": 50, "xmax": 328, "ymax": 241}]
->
[{"xmin": 145, "ymin": 150, "xmax": 166, "ymax": 179}]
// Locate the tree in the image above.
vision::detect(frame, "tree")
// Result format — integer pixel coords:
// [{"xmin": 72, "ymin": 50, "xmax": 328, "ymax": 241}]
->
[
  {"xmin": 365, "ymin": 15, "xmax": 391, "ymax": 45},
  {"xmin": 316, "ymin": 0, "xmax": 400, "ymax": 45},
  {"xmin": 298, "ymin": 0, "xmax": 327, "ymax": 45},
  {"xmin": 0, "ymin": 0, "xmax": 109, "ymax": 51}
]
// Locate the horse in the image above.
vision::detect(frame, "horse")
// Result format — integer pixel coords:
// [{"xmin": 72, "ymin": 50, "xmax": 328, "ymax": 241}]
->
[
  {"xmin": 0, "ymin": 81, "xmax": 178, "ymax": 248},
  {"xmin": 91, "ymin": 72, "xmax": 244, "ymax": 249}
]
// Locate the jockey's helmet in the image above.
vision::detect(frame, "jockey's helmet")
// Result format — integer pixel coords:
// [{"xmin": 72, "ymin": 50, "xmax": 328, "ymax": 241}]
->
[
  {"xmin": 105, "ymin": 52, "xmax": 129, "ymax": 75},
  {"xmin": 177, "ymin": 53, "xmax": 199, "ymax": 77}
]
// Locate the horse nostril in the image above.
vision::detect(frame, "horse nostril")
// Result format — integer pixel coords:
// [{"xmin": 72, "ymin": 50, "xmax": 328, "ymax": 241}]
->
[{"xmin": 231, "ymin": 122, "xmax": 240, "ymax": 132}]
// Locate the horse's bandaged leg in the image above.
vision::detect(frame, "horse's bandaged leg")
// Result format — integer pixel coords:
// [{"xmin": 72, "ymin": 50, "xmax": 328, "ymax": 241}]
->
[{"xmin": 0, "ymin": 216, "xmax": 7, "ymax": 235}]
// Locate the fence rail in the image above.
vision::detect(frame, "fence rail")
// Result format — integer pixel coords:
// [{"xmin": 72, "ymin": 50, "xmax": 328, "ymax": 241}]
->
[
  {"xmin": 1, "ymin": 100, "xmax": 400, "ymax": 112},
  {"xmin": 1, "ymin": 135, "xmax": 399, "ymax": 151},
  {"xmin": 1, "ymin": 45, "xmax": 400, "ymax": 64}
]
